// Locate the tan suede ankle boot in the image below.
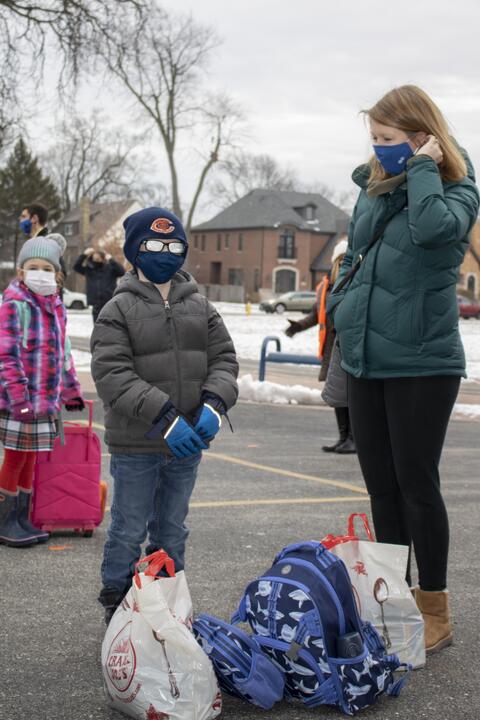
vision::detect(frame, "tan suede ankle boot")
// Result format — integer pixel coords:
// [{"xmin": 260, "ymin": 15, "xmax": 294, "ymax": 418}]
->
[{"xmin": 415, "ymin": 589, "xmax": 453, "ymax": 654}]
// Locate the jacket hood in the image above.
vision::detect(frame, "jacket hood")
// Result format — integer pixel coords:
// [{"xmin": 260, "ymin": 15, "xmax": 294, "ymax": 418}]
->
[
  {"xmin": 3, "ymin": 279, "xmax": 62, "ymax": 308},
  {"xmin": 352, "ymin": 142, "xmax": 476, "ymax": 189},
  {"xmin": 114, "ymin": 269, "xmax": 199, "ymax": 303}
]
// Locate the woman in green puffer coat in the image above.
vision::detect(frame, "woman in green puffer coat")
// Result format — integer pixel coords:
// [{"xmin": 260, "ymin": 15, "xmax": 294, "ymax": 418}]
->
[{"xmin": 327, "ymin": 85, "xmax": 479, "ymax": 656}]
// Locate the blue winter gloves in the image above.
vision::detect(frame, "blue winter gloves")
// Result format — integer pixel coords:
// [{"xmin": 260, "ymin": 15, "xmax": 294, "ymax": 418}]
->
[
  {"xmin": 163, "ymin": 416, "xmax": 208, "ymax": 458},
  {"xmin": 145, "ymin": 402, "xmax": 207, "ymax": 458},
  {"xmin": 145, "ymin": 394, "xmax": 227, "ymax": 458},
  {"xmin": 194, "ymin": 403, "xmax": 222, "ymax": 441}
]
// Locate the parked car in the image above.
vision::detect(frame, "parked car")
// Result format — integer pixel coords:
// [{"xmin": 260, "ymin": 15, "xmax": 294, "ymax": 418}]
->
[
  {"xmin": 63, "ymin": 288, "xmax": 88, "ymax": 310},
  {"xmin": 260, "ymin": 291, "xmax": 317, "ymax": 314},
  {"xmin": 457, "ymin": 295, "xmax": 480, "ymax": 319}
]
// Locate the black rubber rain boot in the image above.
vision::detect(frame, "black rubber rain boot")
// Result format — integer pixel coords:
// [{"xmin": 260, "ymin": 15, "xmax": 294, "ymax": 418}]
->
[
  {"xmin": 17, "ymin": 490, "xmax": 50, "ymax": 543},
  {"xmin": 322, "ymin": 407, "xmax": 348, "ymax": 452},
  {"xmin": 99, "ymin": 586, "xmax": 127, "ymax": 625},
  {"xmin": 335, "ymin": 409, "xmax": 357, "ymax": 454},
  {"xmin": 0, "ymin": 491, "xmax": 38, "ymax": 547}
]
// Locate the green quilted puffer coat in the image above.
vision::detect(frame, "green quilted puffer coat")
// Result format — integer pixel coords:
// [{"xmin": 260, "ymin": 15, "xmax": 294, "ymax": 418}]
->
[{"xmin": 327, "ymin": 153, "xmax": 480, "ymax": 379}]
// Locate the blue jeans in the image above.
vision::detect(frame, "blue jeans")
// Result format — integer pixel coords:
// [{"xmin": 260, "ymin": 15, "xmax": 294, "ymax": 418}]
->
[{"xmin": 101, "ymin": 452, "xmax": 201, "ymax": 594}]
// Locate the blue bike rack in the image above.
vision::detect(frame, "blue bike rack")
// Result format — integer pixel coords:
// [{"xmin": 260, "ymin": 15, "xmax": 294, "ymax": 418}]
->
[{"xmin": 258, "ymin": 336, "xmax": 322, "ymax": 381}]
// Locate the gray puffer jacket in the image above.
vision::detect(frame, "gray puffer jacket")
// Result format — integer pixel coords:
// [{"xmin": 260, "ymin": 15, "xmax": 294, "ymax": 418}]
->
[{"xmin": 91, "ymin": 270, "xmax": 239, "ymax": 453}]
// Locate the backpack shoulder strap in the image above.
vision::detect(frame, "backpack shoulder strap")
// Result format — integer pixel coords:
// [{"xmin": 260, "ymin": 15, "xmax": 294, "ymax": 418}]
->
[
  {"xmin": 10, "ymin": 299, "xmax": 72, "ymax": 370},
  {"xmin": 10, "ymin": 300, "xmax": 31, "ymax": 349}
]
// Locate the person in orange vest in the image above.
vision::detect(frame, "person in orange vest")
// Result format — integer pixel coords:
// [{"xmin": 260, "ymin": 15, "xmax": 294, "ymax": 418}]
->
[{"xmin": 285, "ymin": 239, "xmax": 355, "ymax": 453}]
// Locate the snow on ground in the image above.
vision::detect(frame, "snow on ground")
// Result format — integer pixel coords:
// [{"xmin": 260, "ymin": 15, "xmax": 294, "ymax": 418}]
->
[
  {"xmin": 67, "ymin": 305, "xmax": 480, "ymax": 380},
  {"xmin": 238, "ymin": 374, "xmax": 324, "ymax": 405},
  {"xmin": 67, "ymin": 310, "xmax": 94, "ymax": 338},
  {"xmin": 453, "ymin": 403, "xmax": 480, "ymax": 418},
  {"xmin": 71, "ymin": 349, "xmax": 92, "ymax": 370}
]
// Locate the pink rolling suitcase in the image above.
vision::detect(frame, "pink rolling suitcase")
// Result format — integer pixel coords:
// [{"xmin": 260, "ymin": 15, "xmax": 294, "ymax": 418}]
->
[{"xmin": 32, "ymin": 400, "xmax": 107, "ymax": 537}]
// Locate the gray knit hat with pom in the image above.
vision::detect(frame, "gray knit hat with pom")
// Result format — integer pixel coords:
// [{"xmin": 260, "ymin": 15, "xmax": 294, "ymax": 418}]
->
[{"xmin": 17, "ymin": 233, "xmax": 66, "ymax": 271}]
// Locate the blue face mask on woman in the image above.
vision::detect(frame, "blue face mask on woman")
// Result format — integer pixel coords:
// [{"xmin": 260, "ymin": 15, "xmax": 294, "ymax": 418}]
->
[
  {"xmin": 19, "ymin": 218, "xmax": 32, "ymax": 236},
  {"xmin": 135, "ymin": 250, "xmax": 185, "ymax": 284},
  {"xmin": 373, "ymin": 142, "xmax": 414, "ymax": 175}
]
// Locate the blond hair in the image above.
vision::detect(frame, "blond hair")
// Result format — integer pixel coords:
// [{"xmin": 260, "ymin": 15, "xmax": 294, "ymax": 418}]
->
[
  {"xmin": 331, "ymin": 255, "xmax": 345, "ymax": 284},
  {"xmin": 363, "ymin": 85, "xmax": 467, "ymax": 185}
]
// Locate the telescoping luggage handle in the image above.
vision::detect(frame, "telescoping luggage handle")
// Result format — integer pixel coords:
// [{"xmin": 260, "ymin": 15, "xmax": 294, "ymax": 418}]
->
[
  {"xmin": 321, "ymin": 513, "xmax": 375, "ymax": 550},
  {"xmin": 45, "ymin": 400, "xmax": 95, "ymax": 462},
  {"xmin": 134, "ymin": 549, "xmax": 176, "ymax": 588}
]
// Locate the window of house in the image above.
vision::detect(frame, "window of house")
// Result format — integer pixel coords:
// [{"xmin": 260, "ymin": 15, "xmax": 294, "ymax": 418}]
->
[
  {"xmin": 225, "ymin": 233, "xmax": 230, "ymax": 249},
  {"xmin": 305, "ymin": 205, "xmax": 315, "ymax": 220},
  {"xmin": 217, "ymin": 233, "xmax": 222, "ymax": 252},
  {"xmin": 254, "ymin": 268, "xmax": 261, "ymax": 292},
  {"xmin": 64, "ymin": 223, "xmax": 74, "ymax": 236},
  {"xmin": 278, "ymin": 230, "xmax": 296, "ymax": 259},
  {"xmin": 228, "ymin": 268, "xmax": 244, "ymax": 286},
  {"xmin": 201, "ymin": 234, "xmax": 206, "ymax": 251},
  {"xmin": 194, "ymin": 234, "xmax": 199, "ymax": 249},
  {"xmin": 238, "ymin": 233, "xmax": 244, "ymax": 252}
]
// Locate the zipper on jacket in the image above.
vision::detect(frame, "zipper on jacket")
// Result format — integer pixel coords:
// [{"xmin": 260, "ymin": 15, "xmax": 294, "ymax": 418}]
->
[{"xmin": 164, "ymin": 299, "xmax": 182, "ymax": 410}]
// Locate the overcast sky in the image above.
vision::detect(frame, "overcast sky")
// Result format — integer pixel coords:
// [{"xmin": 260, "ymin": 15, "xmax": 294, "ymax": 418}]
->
[{"xmin": 38, "ymin": 0, "xmax": 480, "ymax": 220}]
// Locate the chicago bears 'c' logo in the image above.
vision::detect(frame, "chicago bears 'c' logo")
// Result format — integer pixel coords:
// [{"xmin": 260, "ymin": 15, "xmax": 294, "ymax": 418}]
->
[{"xmin": 150, "ymin": 218, "xmax": 175, "ymax": 234}]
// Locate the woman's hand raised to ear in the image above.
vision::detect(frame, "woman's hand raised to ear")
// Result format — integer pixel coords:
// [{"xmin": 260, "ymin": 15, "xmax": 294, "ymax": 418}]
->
[{"xmin": 416, "ymin": 135, "xmax": 444, "ymax": 165}]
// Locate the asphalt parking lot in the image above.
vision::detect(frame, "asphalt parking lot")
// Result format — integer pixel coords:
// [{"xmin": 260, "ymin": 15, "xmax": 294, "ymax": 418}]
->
[{"xmin": 1, "ymin": 395, "xmax": 479, "ymax": 720}]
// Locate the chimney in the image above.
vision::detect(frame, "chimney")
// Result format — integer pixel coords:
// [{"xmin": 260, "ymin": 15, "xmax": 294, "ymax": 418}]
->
[{"xmin": 80, "ymin": 196, "xmax": 91, "ymax": 252}]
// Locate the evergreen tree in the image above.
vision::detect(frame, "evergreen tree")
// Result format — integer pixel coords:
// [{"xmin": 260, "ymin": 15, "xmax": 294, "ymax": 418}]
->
[{"xmin": 0, "ymin": 137, "xmax": 61, "ymax": 265}]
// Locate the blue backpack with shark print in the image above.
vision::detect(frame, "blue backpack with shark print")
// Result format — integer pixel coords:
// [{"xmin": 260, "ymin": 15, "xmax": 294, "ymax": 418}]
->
[
  {"xmin": 231, "ymin": 541, "xmax": 409, "ymax": 715},
  {"xmin": 193, "ymin": 614, "xmax": 285, "ymax": 710}
]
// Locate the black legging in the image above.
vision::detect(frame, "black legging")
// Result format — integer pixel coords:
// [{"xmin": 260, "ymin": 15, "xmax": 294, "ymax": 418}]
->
[{"xmin": 347, "ymin": 374, "xmax": 460, "ymax": 591}]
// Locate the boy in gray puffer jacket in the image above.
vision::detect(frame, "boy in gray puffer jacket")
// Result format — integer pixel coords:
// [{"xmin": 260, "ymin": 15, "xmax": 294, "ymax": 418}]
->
[{"xmin": 91, "ymin": 207, "xmax": 238, "ymax": 623}]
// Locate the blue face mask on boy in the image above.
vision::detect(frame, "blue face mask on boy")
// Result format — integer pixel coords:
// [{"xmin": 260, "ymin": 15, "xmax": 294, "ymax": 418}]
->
[
  {"xmin": 373, "ymin": 142, "xmax": 414, "ymax": 175},
  {"xmin": 136, "ymin": 250, "xmax": 185, "ymax": 284},
  {"xmin": 19, "ymin": 218, "xmax": 32, "ymax": 236}
]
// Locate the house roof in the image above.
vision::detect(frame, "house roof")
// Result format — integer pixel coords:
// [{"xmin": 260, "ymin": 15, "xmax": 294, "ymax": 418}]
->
[
  {"xmin": 59, "ymin": 199, "xmax": 135, "ymax": 225},
  {"xmin": 55, "ymin": 199, "xmax": 139, "ymax": 245},
  {"xmin": 310, "ymin": 233, "xmax": 348, "ymax": 272},
  {"xmin": 193, "ymin": 189, "xmax": 350, "ymax": 234}
]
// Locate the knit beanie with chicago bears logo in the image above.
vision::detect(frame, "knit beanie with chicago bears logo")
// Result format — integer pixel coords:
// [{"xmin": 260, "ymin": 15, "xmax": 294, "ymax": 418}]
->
[{"xmin": 122, "ymin": 207, "xmax": 188, "ymax": 265}]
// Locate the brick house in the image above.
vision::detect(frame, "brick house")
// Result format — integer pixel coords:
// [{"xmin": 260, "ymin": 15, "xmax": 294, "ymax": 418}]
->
[
  {"xmin": 189, "ymin": 189, "xmax": 350, "ymax": 301},
  {"xmin": 55, "ymin": 198, "xmax": 141, "ymax": 291},
  {"xmin": 458, "ymin": 219, "xmax": 480, "ymax": 299}
]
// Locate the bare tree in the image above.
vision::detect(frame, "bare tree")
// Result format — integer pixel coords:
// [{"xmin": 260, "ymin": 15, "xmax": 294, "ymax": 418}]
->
[
  {"xmin": 300, "ymin": 180, "xmax": 357, "ymax": 214},
  {"xmin": 94, "ymin": 5, "xmax": 245, "ymax": 231},
  {"xmin": 211, "ymin": 151, "xmax": 298, "ymax": 208},
  {"xmin": 0, "ymin": 1, "xmax": 145, "ymax": 83},
  {"xmin": 0, "ymin": 77, "xmax": 20, "ymax": 158},
  {"xmin": 44, "ymin": 113, "xmax": 140, "ymax": 211}
]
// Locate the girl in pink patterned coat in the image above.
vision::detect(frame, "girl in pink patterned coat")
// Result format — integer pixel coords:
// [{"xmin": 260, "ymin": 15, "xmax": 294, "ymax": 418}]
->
[{"xmin": 0, "ymin": 234, "xmax": 85, "ymax": 547}]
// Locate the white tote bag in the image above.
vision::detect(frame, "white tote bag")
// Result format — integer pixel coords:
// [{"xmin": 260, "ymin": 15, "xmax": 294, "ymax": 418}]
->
[
  {"xmin": 102, "ymin": 550, "xmax": 222, "ymax": 720},
  {"xmin": 322, "ymin": 514, "xmax": 425, "ymax": 669}
]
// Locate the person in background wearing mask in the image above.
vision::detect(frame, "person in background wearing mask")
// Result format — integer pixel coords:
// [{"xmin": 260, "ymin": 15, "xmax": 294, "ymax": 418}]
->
[
  {"xmin": 91, "ymin": 207, "xmax": 238, "ymax": 623},
  {"xmin": 73, "ymin": 247, "xmax": 126, "ymax": 322},
  {"xmin": 0, "ymin": 234, "xmax": 85, "ymax": 547},
  {"xmin": 328, "ymin": 85, "xmax": 480, "ymax": 655},
  {"xmin": 285, "ymin": 238, "xmax": 355, "ymax": 454},
  {"xmin": 19, "ymin": 202, "xmax": 49, "ymax": 240},
  {"xmin": 19, "ymin": 202, "xmax": 68, "ymax": 298}
]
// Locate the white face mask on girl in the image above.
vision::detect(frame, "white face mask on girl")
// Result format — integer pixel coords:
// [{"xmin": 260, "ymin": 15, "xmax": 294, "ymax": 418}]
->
[{"xmin": 23, "ymin": 270, "xmax": 57, "ymax": 296}]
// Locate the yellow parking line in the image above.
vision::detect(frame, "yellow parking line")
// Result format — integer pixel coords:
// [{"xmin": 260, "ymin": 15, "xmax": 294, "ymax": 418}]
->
[
  {"xmin": 190, "ymin": 496, "xmax": 369, "ymax": 509},
  {"xmin": 91, "ymin": 421, "xmax": 367, "ymax": 495},
  {"xmin": 204, "ymin": 452, "xmax": 367, "ymax": 495},
  {"xmin": 105, "ymin": 495, "xmax": 369, "ymax": 513}
]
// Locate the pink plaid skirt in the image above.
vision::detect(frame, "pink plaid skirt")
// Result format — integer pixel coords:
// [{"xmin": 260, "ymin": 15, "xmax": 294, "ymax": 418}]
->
[{"xmin": 0, "ymin": 412, "xmax": 58, "ymax": 451}]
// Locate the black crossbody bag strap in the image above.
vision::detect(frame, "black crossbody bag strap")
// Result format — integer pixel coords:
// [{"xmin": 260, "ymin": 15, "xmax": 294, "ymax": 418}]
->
[{"xmin": 331, "ymin": 201, "xmax": 407, "ymax": 296}]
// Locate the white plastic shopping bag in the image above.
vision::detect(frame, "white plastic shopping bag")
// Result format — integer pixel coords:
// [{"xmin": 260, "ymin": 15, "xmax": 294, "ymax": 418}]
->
[
  {"xmin": 322, "ymin": 513, "xmax": 425, "ymax": 669},
  {"xmin": 102, "ymin": 550, "xmax": 222, "ymax": 720}
]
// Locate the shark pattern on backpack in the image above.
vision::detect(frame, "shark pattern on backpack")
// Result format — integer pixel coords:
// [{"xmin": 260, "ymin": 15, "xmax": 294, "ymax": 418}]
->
[
  {"xmin": 231, "ymin": 541, "xmax": 409, "ymax": 715},
  {"xmin": 193, "ymin": 615, "xmax": 285, "ymax": 710}
]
